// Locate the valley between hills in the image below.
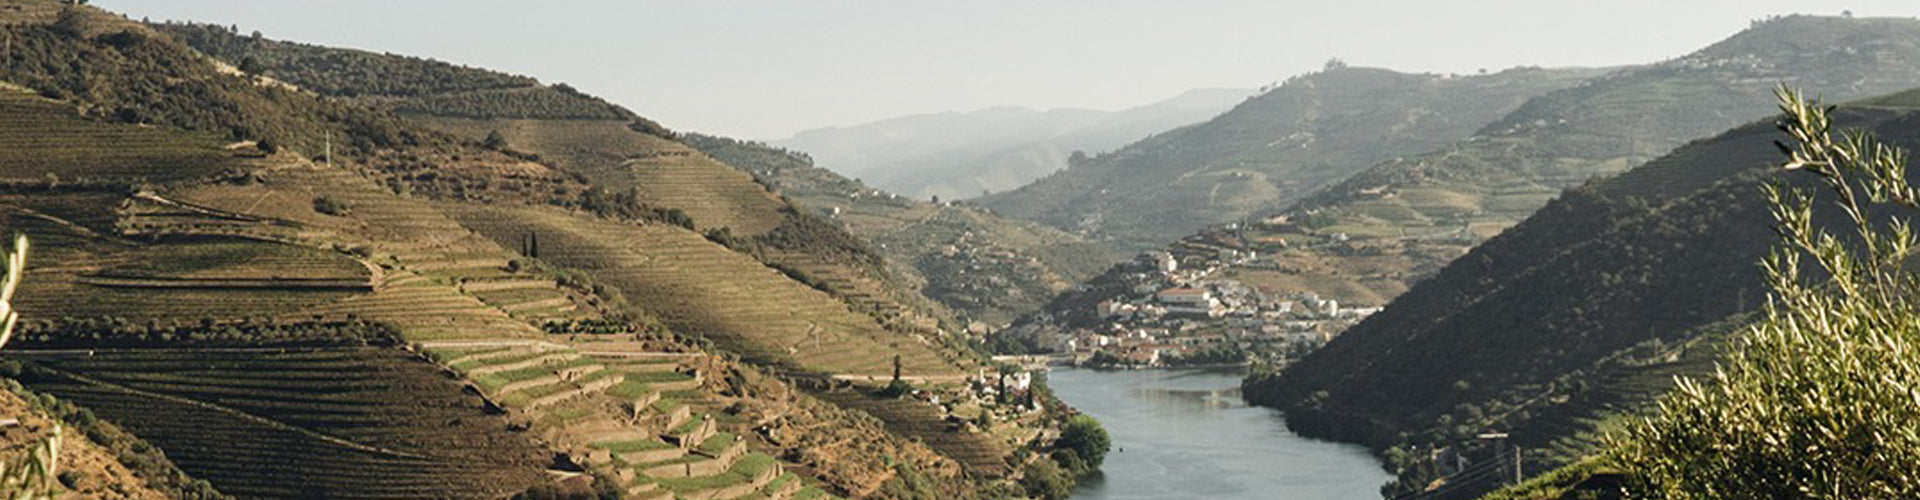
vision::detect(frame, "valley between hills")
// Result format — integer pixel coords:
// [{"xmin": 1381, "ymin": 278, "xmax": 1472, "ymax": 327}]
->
[{"xmin": 5, "ymin": 2, "xmax": 1920, "ymax": 500}]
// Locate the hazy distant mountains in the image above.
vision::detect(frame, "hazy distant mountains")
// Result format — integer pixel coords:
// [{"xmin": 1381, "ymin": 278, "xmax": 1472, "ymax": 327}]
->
[
  {"xmin": 977, "ymin": 65, "xmax": 1604, "ymax": 252},
  {"xmin": 773, "ymin": 88, "xmax": 1250, "ymax": 202}
]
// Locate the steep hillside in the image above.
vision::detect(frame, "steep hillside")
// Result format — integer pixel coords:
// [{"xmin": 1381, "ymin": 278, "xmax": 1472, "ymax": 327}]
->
[
  {"xmin": 156, "ymin": 19, "xmax": 969, "ymax": 363},
  {"xmin": 0, "ymin": 4, "xmax": 1066, "ymax": 499},
  {"xmin": 687, "ymin": 134, "xmax": 1122, "ymax": 327},
  {"xmin": 977, "ymin": 64, "xmax": 1601, "ymax": 252},
  {"xmin": 1244, "ymin": 101, "xmax": 1920, "ymax": 498},
  {"xmin": 1234, "ymin": 15, "xmax": 1920, "ymax": 309},
  {"xmin": 773, "ymin": 88, "xmax": 1249, "ymax": 201}
]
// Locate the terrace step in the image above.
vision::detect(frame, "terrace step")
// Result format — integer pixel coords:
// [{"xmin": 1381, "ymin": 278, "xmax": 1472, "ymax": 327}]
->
[
  {"xmin": 760, "ymin": 473, "xmax": 803, "ymax": 500},
  {"xmin": 670, "ymin": 454, "xmax": 784, "ymax": 500},
  {"xmin": 664, "ymin": 415, "xmax": 718, "ymax": 449},
  {"xmin": 619, "ymin": 445, "xmax": 687, "ymax": 465},
  {"xmin": 603, "ymin": 359, "xmax": 683, "ymax": 373},
  {"xmin": 495, "ymin": 374, "xmax": 564, "ymax": 396},
  {"xmin": 461, "ymin": 279, "xmax": 556, "ymax": 292},
  {"xmin": 446, "ymin": 346, "xmax": 540, "ymax": 366},
  {"xmin": 502, "ymin": 296, "xmax": 573, "ymax": 311},
  {"xmin": 466, "ymin": 352, "xmax": 578, "ymax": 376},
  {"xmin": 626, "ymin": 485, "xmax": 672, "ymax": 500},
  {"xmin": 404, "ymin": 257, "xmax": 510, "ymax": 272},
  {"xmin": 526, "ymin": 373, "xmax": 622, "ymax": 409}
]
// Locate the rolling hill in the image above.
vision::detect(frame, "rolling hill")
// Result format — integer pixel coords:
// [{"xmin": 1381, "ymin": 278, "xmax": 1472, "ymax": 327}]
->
[
  {"xmin": 976, "ymin": 64, "xmax": 1604, "ymax": 253},
  {"xmin": 1243, "ymin": 96, "xmax": 1920, "ymax": 498},
  {"xmin": 774, "ymin": 88, "xmax": 1249, "ymax": 202}
]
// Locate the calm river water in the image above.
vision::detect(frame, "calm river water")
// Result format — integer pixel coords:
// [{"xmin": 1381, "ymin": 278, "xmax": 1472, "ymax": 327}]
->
[{"xmin": 1047, "ymin": 368, "xmax": 1390, "ymax": 500}]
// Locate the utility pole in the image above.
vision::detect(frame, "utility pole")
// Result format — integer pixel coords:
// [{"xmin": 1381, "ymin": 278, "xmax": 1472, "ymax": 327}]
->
[
  {"xmin": 1477, "ymin": 432, "xmax": 1517, "ymax": 487},
  {"xmin": 1513, "ymin": 444, "xmax": 1523, "ymax": 485}
]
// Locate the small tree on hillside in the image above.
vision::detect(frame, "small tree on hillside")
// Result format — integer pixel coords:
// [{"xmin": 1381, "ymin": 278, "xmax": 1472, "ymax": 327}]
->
[
  {"xmin": 483, "ymin": 129, "xmax": 507, "ymax": 150},
  {"xmin": 236, "ymin": 56, "xmax": 263, "ymax": 76},
  {"xmin": 1608, "ymin": 87, "xmax": 1920, "ymax": 498}
]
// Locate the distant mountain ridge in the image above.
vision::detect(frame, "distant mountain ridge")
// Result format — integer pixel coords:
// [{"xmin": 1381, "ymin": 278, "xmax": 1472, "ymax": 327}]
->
[
  {"xmin": 774, "ymin": 88, "xmax": 1249, "ymax": 201},
  {"xmin": 976, "ymin": 64, "xmax": 1605, "ymax": 253}
]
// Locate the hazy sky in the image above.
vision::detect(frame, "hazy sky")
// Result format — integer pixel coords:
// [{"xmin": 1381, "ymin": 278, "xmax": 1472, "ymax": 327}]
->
[{"xmin": 97, "ymin": 1, "xmax": 1920, "ymax": 139}]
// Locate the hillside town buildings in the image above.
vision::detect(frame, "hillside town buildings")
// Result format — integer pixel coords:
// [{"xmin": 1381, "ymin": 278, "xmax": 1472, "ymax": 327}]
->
[{"xmin": 1045, "ymin": 231, "xmax": 1382, "ymax": 368}]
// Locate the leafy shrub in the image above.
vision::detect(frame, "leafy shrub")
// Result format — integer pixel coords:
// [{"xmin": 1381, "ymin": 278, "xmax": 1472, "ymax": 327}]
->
[
  {"xmin": 1607, "ymin": 87, "xmax": 1920, "ymax": 499},
  {"xmin": 1018, "ymin": 460, "xmax": 1071, "ymax": 500},
  {"xmin": 311, "ymin": 195, "xmax": 349, "ymax": 215}
]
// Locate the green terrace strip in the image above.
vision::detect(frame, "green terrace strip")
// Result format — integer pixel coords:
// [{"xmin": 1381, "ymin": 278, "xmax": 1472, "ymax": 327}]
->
[
  {"xmin": 698, "ymin": 432, "xmax": 740, "ymax": 456},
  {"xmin": 592, "ymin": 439, "xmax": 674, "ymax": 454},
  {"xmin": 607, "ymin": 379, "xmax": 655, "ymax": 400},
  {"xmin": 653, "ymin": 453, "xmax": 778, "ymax": 492}
]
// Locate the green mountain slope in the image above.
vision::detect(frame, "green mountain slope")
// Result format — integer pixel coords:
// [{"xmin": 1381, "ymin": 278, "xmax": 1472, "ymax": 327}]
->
[
  {"xmin": 1244, "ymin": 100, "xmax": 1920, "ymax": 498},
  {"xmin": 977, "ymin": 64, "xmax": 1602, "ymax": 252}
]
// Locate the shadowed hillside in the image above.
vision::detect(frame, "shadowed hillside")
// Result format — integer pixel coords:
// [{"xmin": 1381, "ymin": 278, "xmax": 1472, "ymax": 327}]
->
[
  {"xmin": 1235, "ymin": 15, "xmax": 1920, "ymax": 310},
  {"xmin": 1245, "ymin": 99, "xmax": 1920, "ymax": 498}
]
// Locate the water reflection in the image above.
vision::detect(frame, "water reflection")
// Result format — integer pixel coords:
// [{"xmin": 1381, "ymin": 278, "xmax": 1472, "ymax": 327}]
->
[{"xmin": 1047, "ymin": 368, "xmax": 1389, "ymax": 500}]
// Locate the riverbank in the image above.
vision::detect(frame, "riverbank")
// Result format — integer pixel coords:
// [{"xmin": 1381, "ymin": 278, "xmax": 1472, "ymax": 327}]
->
[{"xmin": 1045, "ymin": 368, "xmax": 1389, "ymax": 500}]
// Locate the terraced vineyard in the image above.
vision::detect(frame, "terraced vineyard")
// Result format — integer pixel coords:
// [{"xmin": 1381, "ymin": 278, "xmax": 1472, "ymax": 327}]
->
[
  {"xmin": 412, "ymin": 115, "xmax": 963, "ymax": 353},
  {"xmin": 419, "ymin": 342, "xmax": 839, "ymax": 500},
  {"xmin": 414, "ymin": 117, "xmax": 785, "ymax": 235},
  {"xmin": 11, "ymin": 346, "xmax": 548, "ymax": 499},
  {"xmin": 0, "ymin": 199, "xmax": 364, "ymax": 321},
  {"xmin": 86, "ymin": 239, "xmax": 371, "ymax": 289},
  {"xmin": 445, "ymin": 204, "xmax": 966, "ymax": 377},
  {"xmin": 0, "ymin": 90, "xmax": 238, "ymax": 183},
  {"xmin": 814, "ymin": 391, "xmax": 1011, "ymax": 475}
]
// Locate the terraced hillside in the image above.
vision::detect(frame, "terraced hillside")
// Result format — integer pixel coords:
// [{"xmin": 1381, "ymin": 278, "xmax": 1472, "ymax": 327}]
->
[
  {"xmin": 417, "ymin": 341, "xmax": 845, "ymax": 500},
  {"xmin": 1245, "ymin": 100, "xmax": 1920, "ymax": 497},
  {"xmin": 689, "ymin": 134, "xmax": 1123, "ymax": 326},
  {"xmin": 814, "ymin": 390, "xmax": 1011, "ymax": 475},
  {"xmin": 0, "ymin": 90, "xmax": 237, "ymax": 185},
  {"xmin": 418, "ymin": 117, "xmax": 786, "ymax": 236},
  {"xmin": 11, "ymin": 344, "xmax": 549, "ymax": 499},
  {"xmin": 978, "ymin": 64, "xmax": 1604, "ymax": 252},
  {"xmin": 412, "ymin": 117, "xmax": 959, "ymax": 334},
  {"xmin": 0, "ymin": 4, "xmax": 1060, "ymax": 498},
  {"xmin": 150, "ymin": 23, "xmax": 970, "ymax": 341},
  {"xmin": 446, "ymin": 204, "xmax": 968, "ymax": 378}
]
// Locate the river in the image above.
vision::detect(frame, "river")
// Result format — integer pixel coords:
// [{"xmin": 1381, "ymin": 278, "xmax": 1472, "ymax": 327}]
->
[{"xmin": 1046, "ymin": 368, "xmax": 1391, "ymax": 500}]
